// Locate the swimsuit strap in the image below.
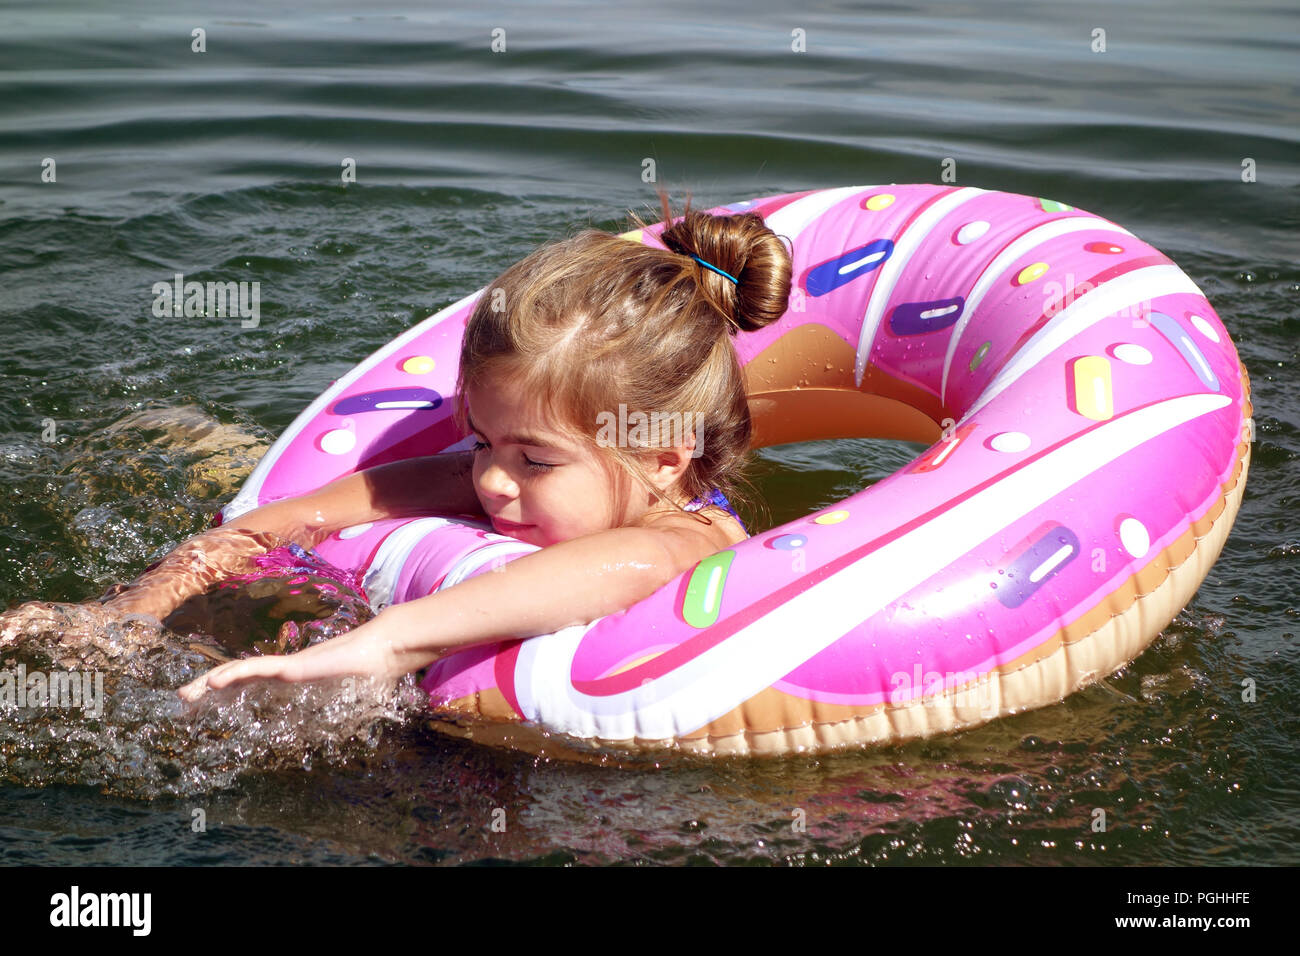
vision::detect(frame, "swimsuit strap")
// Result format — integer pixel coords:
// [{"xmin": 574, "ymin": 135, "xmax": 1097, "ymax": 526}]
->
[{"xmin": 683, "ymin": 487, "xmax": 747, "ymax": 534}]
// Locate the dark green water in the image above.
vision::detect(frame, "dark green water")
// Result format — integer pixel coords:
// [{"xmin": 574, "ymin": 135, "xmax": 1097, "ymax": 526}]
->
[{"xmin": 0, "ymin": 0, "xmax": 1296, "ymax": 865}]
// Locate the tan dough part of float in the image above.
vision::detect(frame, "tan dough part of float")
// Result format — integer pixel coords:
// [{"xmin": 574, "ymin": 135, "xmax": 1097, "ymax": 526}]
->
[{"xmin": 427, "ymin": 322, "xmax": 1254, "ymax": 762}]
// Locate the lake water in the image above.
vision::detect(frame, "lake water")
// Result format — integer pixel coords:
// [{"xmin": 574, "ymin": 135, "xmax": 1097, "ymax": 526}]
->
[{"xmin": 0, "ymin": 0, "xmax": 1296, "ymax": 866}]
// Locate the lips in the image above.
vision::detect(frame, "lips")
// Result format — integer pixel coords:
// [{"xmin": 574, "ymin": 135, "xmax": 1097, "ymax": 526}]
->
[{"xmin": 491, "ymin": 516, "xmax": 533, "ymax": 535}]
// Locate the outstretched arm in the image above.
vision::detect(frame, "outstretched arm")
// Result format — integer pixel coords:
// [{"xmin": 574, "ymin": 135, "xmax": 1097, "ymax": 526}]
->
[
  {"xmin": 226, "ymin": 449, "xmax": 485, "ymax": 547},
  {"xmin": 178, "ymin": 517, "xmax": 723, "ymax": 699}
]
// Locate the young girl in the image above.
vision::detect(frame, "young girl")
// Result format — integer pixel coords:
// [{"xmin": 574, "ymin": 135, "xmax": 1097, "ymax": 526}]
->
[{"xmin": 41, "ymin": 192, "xmax": 792, "ymax": 702}]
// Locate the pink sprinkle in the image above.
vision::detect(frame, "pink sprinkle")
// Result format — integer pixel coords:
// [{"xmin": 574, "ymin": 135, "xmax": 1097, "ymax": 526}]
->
[
  {"xmin": 288, "ymin": 576, "xmax": 309, "ymax": 585},
  {"xmin": 289, "ymin": 589, "xmax": 301, "ymax": 595},
  {"xmin": 318, "ymin": 583, "xmax": 338, "ymax": 593}
]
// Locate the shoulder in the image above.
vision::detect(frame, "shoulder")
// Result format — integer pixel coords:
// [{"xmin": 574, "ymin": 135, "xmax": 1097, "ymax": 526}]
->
[
  {"xmin": 634, "ymin": 505, "xmax": 746, "ymax": 567},
  {"xmin": 688, "ymin": 505, "xmax": 748, "ymax": 548}
]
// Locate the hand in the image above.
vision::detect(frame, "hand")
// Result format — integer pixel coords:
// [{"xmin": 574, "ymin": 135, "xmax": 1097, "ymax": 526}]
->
[
  {"xmin": 1, "ymin": 599, "xmax": 159, "ymax": 647},
  {"xmin": 176, "ymin": 610, "xmax": 414, "ymax": 703}
]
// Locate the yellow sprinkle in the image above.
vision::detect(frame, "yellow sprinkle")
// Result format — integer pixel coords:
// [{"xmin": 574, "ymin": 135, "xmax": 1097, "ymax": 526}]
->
[
  {"xmin": 1072, "ymin": 355, "xmax": 1113, "ymax": 420},
  {"xmin": 814, "ymin": 509, "xmax": 850, "ymax": 525},
  {"xmin": 402, "ymin": 355, "xmax": 436, "ymax": 375},
  {"xmin": 1016, "ymin": 262, "xmax": 1049, "ymax": 284}
]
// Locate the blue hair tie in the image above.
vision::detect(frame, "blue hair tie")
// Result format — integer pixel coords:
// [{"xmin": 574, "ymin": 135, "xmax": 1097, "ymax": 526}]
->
[{"xmin": 689, "ymin": 253, "xmax": 739, "ymax": 286}]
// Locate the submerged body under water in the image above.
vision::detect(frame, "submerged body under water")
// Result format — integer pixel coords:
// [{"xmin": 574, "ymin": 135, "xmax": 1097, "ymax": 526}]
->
[{"xmin": 163, "ymin": 538, "xmax": 376, "ymax": 659}]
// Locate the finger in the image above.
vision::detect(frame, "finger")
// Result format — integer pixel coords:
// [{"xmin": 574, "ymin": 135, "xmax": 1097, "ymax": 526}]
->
[
  {"xmin": 177, "ymin": 659, "xmax": 246, "ymax": 701},
  {"xmin": 177, "ymin": 673, "xmax": 210, "ymax": 703},
  {"xmin": 204, "ymin": 654, "xmax": 296, "ymax": 691},
  {"xmin": 177, "ymin": 659, "xmax": 252, "ymax": 701}
]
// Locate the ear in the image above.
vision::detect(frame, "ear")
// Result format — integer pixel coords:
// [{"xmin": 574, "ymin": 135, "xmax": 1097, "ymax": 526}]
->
[{"xmin": 645, "ymin": 437, "xmax": 695, "ymax": 493}]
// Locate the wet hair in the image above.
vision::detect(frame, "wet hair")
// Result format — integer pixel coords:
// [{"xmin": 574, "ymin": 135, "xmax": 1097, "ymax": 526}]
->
[{"xmin": 453, "ymin": 186, "xmax": 791, "ymax": 531}]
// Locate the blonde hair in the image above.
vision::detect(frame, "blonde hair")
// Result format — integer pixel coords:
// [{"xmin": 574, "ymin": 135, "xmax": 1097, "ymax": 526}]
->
[{"xmin": 454, "ymin": 187, "xmax": 791, "ymax": 531}]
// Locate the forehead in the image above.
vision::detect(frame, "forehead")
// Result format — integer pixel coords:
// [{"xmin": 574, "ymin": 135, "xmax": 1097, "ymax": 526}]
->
[{"xmin": 464, "ymin": 380, "xmax": 584, "ymax": 450}]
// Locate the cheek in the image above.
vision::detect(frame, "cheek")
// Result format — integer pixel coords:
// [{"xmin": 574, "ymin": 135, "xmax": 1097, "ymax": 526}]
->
[
  {"xmin": 540, "ymin": 488, "xmax": 585, "ymax": 525},
  {"xmin": 534, "ymin": 486, "xmax": 603, "ymax": 539}
]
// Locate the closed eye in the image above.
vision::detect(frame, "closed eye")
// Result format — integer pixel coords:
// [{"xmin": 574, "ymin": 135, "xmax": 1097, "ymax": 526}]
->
[{"xmin": 471, "ymin": 439, "xmax": 554, "ymax": 473}]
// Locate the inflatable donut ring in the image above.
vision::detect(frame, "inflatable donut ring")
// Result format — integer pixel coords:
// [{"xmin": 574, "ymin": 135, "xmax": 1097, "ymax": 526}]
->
[{"xmin": 219, "ymin": 184, "xmax": 1253, "ymax": 758}]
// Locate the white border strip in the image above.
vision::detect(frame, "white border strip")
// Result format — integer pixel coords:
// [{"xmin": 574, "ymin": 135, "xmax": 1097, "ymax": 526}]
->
[
  {"xmin": 940, "ymin": 218, "xmax": 1134, "ymax": 403},
  {"xmin": 853, "ymin": 187, "xmax": 988, "ymax": 386}
]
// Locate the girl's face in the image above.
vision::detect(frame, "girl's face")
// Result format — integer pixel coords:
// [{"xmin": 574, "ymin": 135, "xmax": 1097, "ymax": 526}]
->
[{"xmin": 465, "ymin": 373, "xmax": 655, "ymax": 547}]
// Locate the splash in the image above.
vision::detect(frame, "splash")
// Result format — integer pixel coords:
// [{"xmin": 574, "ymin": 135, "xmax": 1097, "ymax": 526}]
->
[
  {"xmin": 165, "ymin": 539, "xmax": 375, "ymax": 657},
  {"xmin": 0, "ymin": 556, "xmax": 426, "ymax": 799}
]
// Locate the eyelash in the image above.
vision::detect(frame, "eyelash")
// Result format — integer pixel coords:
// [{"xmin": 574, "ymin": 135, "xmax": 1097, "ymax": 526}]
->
[{"xmin": 471, "ymin": 440, "xmax": 554, "ymax": 473}]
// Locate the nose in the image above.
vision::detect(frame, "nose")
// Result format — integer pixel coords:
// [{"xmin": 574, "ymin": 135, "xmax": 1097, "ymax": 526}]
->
[{"xmin": 477, "ymin": 460, "xmax": 520, "ymax": 501}]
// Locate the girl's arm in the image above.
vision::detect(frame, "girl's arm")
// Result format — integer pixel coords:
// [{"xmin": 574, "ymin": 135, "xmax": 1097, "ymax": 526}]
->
[
  {"xmin": 383, "ymin": 519, "xmax": 715, "ymax": 666},
  {"xmin": 178, "ymin": 518, "xmax": 723, "ymax": 697},
  {"xmin": 103, "ymin": 451, "xmax": 483, "ymax": 620},
  {"xmin": 218, "ymin": 449, "xmax": 485, "ymax": 547}
]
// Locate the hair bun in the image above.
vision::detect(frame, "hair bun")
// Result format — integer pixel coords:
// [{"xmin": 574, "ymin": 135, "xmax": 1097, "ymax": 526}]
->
[{"xmin": 633, "ymin": 190, "xmax": 793, "ymax": 335}]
